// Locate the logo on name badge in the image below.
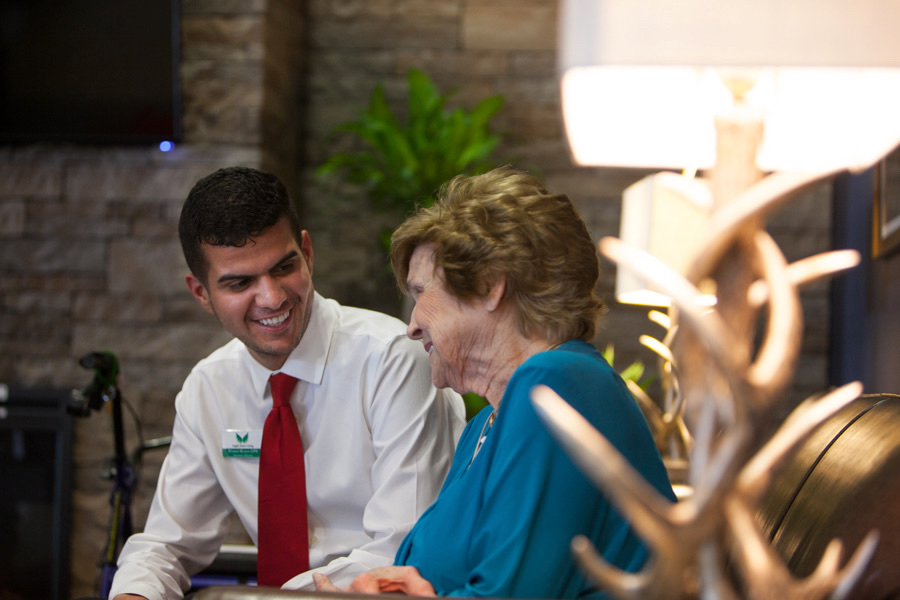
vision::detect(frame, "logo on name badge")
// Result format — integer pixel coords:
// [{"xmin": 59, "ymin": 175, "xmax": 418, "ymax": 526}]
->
[{"xmin": 222, "ymin": 429, "xmax": 262, "ymax": 458}]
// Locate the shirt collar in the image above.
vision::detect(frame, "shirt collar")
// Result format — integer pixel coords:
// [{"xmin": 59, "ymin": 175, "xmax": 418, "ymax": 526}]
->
[{"xmin": 277, "ymin": 291, "xmax": 335, "ymax": 385}]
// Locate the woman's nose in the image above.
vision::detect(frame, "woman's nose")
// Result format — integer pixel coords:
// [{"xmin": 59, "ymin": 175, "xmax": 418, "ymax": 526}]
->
[{"xmin": 406, "ymin": 305, "xmax": 422, "ymax": 340}]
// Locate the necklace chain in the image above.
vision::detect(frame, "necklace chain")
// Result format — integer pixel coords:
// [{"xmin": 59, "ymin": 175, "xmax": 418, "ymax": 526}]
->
[{"xmin": 470, "ymin": 411, "xmax": 496, "ymax": 464}]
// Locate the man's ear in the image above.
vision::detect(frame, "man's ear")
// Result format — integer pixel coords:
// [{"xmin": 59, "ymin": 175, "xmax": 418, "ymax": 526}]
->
[
  {"xmin": 300, "ymin": 230, "xmax": 314, "ymax": 276},
  {"xmin": 485, "ymin": 273, "xmax": 506, "ymax": 312},
  {"xmin": 185, "ymin": 273, "xmax": 214, "ymax": 315}
]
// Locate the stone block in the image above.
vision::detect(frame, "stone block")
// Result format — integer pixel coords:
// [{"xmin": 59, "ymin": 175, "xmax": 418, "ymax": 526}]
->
[
  {"xmin": 108, "ymin": 238, "xmax": 187, "ymax": 295},
  {"xmin": 0, "ymin": 338, "xmax": 68, "ymax": 358},
  {"xmin": 395, "ymin": 0, "xmax": 459, "ymax": 18},
  {"xmin": 182, "ymin": 14, "xmax": 264, "ymax": 46},
  {"xmin": 11, "ymin": 356, "xmax": 84, "ymax": 388},
  {"xmin": 185, "ymin": 77, "xmax": 264, "ymax": 112},
  {"xmin": 311, "ymin": 19, "xmax": 458, "ymax": 49},
  {"xmin": 501, "ymin": 103, "xmax": 565, "ymax": 141},
  {"xmin": 109, "ymin": 198, "xmax": 181, "ymax": 237},
  {"xmin": 0, "ymin": 273, "xmax": 105, "ymax": 293},
  {"xmin": 182, "ymin": 0, "xmax": 266, "ymax": 16},
  {"xmin": 306, "ymin": 77, "xmax": 375, "ymax": 114},
  {"xmin": 72, "ymin": 322, "xmax": 232, "ymax": 363},
  {"xmin": 183, "ymin": 104, "xmax": 262, "ymax": 145},
  {"xmin": 139, "ymin": 144, "xmax": 260, "ymax": 167},
  {"xmin": 497, "ymin": 138, "xmax": 576, "ymax": 171},
  {"xmin": 132, "ymin": 220, "xmax": 180, "ymax": 238},
  {"xmin": 71, "ymin": 416, "xmax": 115, "ymax": 476},
  {"xmin": 28, "ymin": 197, "xmax": 129, "ymax": 238},
  {"xmin": 0, "ymin": 312, "xmax": 71, "ymax": 350},
  {"xmin": 3, "ymin": 290, "xmax": 73, "ymax": 312},
  {"xmin": 65, "ymin": 164, "xmax": 215, "ymax": 201},
  {"xmin": 309, "ymin": 0, "xmax": 459, "ymax": 19},
  {"xmin": 125, "ymin": 362, "xmax": 198, "ymax": 397},
  {"xmin": 494, "ymin": 76, "xmax": 560, "ymax": 106},
  {"xmin": 313, "ymin": 49, "xmax": 396, "ymax": 78},
  {"xmin": 182, "ymin": 41, "xmax": 265, "ymax": 62},
  {"xmin": 510, "ymin": 51, "xmax": 557, "ymax": 76},
  {"xmin": 544, "ymin": 168, "xmax": 626, "ymax": 203},
  {"xmin": 0, "ymin": 200, "xmax": 25, "ymax": 235},
  {"xmin": 463, "ymin": 3, "xmax": 557, "ymax": 51},
  {"xmin": 450, "ymin": 78, "xmax": 505, "ymax": 108},
  {"xmin": 0, "ymin": 238, "xmax": 106, "ymax": 274},
  {"xmin": 0, "ymin": 356, "xmax": 12, "ymax": 382},
  {"xmin": 162, "ymin": 295, "xmax": 220, "ymax": 323},
  {"xmin": 0, "ymin": 162, "xmax": 61, "ymax": 198},
  {"xmin": 308, "ymin": 0, "xmax": 392, "ymax": 18},
  {"xmin": 394, "ymin": 48, "xmax": 511, "ymax": 77},
  {"xmin": 73, "ymin": 292, "xmax": 162, "ymax": 323}
]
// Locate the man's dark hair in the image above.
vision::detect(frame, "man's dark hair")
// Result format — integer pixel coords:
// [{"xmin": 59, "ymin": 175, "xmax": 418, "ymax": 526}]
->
[{"xmin": 179, "ymin": 166, "xmax": 303, "ymax": 284}]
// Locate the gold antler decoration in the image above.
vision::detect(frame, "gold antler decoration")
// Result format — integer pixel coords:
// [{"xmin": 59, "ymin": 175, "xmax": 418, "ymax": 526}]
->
[{"xmin": 531, "ymin": 166, "xmax": 874, "ymax": 600}]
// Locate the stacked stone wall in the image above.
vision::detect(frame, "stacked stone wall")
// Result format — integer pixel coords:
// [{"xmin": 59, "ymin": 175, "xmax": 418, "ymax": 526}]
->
[{"xmin": 0, "ymin": 1, "xmax": 833, "ymax": 597}]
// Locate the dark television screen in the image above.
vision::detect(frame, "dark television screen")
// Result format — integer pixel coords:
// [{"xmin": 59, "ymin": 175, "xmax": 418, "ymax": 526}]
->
[{"xmin": 0, "ymin": 0, "xmax": 181, "ymax": 145}]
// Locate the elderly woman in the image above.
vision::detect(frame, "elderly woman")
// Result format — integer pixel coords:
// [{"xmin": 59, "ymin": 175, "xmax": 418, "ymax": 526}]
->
[{"xmin": 315, "ymin": 166, "xmax": 675, "ymax": 598}]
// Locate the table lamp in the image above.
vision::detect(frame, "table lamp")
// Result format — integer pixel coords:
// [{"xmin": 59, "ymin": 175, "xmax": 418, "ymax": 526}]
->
[{"xmin": 531, "ymin": 1, "xmax": 900, "ymax": 598}]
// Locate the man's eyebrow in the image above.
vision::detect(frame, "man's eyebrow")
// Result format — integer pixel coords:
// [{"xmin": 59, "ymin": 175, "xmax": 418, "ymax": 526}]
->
[
  {"xmin": 215, "ymin": 250, "xmax": 299, "ymax": 285},
  {"xmin": 271, "ymin": 250, "xmax": 300, "ymax": 269}
]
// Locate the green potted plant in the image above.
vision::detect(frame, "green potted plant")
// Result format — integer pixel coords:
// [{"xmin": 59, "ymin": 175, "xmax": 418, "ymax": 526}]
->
[
  {"xmin": 318, "ymin": 69, "xmax": 505, "ymax": 420},
  {"xmin": 317, "ymin": 67, "xmax": 506, "ymax": 252}
]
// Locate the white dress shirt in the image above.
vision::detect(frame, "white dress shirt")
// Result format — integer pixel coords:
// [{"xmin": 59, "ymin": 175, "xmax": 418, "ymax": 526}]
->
[{"xmin": 109, "ymin": 293, "xmax": 465, "ymax": 600}]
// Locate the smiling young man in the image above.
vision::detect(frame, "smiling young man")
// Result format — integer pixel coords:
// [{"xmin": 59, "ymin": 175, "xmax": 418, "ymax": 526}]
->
[{"xmin": 108, "ymin": 167, "xmax": 465, "ymax": 600}]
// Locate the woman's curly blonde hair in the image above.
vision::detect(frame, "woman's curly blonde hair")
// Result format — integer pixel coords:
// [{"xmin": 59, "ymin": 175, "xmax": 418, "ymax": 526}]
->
[{"xmin": 390, "ymin": 166, "xmax": 606, "ymax": 343}]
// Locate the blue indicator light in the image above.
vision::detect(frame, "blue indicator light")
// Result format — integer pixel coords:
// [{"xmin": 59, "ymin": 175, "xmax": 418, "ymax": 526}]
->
[{"xmin": 159, "ymin": 141, "xmax": 174, "ymax": 152}]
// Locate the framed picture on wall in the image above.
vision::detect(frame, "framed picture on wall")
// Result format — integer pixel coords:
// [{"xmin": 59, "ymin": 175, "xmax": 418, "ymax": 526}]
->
[{"xmin": 873, "ymin": 148, "xmax": 900, "ymax": 258}]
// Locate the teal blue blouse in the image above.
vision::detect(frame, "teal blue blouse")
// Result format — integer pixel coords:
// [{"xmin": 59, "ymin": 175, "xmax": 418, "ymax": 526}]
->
[{"xmin": 395, "ymin": 340, "xmax": 676, "ymax": 598}]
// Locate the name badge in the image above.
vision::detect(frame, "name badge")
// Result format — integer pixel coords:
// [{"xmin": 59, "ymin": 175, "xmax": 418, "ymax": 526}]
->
[{"xmin": 222, "ymin": 429, "xmax": 263, "ymax": 458}]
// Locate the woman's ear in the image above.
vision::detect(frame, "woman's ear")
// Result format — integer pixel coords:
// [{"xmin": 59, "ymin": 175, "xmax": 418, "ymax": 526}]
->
[{"xmin": 485, "ymin": 273, "xmax": 506, "ymax": 312}]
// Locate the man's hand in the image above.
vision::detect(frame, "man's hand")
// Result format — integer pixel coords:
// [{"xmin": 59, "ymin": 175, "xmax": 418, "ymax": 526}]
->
[{"xmin": 314, "ymin": 566, "xmax": 436, "ymax": 596}]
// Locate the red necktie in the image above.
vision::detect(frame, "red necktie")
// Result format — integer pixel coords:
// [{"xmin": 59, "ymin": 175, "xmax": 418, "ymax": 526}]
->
[{"xmin": 257, "ymin": 372, "xmax": 309, "ymax": 587}]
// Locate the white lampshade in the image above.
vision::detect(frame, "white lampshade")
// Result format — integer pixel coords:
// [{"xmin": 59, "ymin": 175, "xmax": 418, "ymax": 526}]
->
[
  {"xmin": 616, "ymin": 172, "xmax": 716, "ymax": 306},
  {"xmin": 559, "ymin": 0, "xmax": 900, "ymax": 173}
]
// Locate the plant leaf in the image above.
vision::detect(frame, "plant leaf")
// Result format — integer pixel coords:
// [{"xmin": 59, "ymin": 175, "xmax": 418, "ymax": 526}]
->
[{"xmin": 317, "ymin": 69, "xmax": 506, "ymax": 226}]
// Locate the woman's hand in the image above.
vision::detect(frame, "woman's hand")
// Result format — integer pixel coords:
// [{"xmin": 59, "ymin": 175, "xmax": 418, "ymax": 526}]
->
[
  {"xmin": 312, "ymin": 572, "xmax": 343, "ymax": 592},
  {"xmin": 313, "ymin": 566, "xmax": 436, "ymax": 596}
]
